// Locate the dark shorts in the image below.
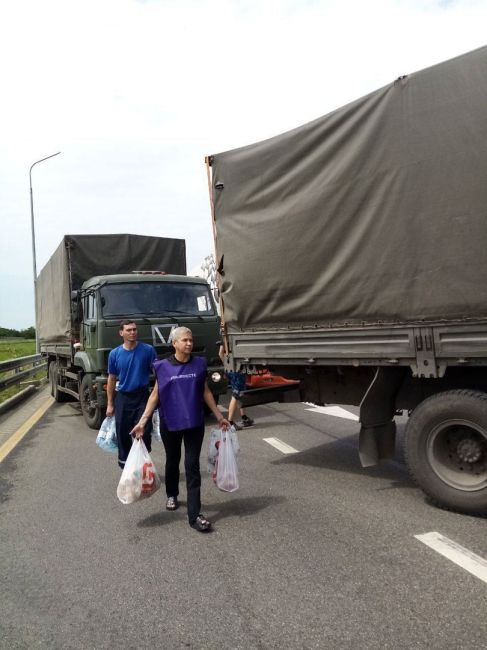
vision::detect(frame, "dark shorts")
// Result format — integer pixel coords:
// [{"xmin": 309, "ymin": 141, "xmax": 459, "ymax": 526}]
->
[{"xmin": 227, "ymin": 371, "xmax": 247, "ymax": 397}]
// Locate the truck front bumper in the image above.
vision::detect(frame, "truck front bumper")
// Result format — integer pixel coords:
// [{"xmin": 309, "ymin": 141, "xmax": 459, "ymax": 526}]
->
[
  {"xmin": 207, "ymin": 367, "xmax": 228, "ymax": 396},
  {"xmin": 95, "ymin": 375, "xmax": 109, "ymax": 407}
]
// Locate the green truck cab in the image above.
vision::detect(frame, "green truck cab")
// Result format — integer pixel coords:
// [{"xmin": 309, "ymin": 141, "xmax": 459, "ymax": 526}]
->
[{"xmin": 38, "ymin": 235, "xmax": 226, "ymax": 429}]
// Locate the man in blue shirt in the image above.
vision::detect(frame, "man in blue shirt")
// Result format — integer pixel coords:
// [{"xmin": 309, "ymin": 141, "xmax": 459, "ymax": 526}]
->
[{"xmin": 107, "ymin": 320, "xmax": 157, "ymax": 469}]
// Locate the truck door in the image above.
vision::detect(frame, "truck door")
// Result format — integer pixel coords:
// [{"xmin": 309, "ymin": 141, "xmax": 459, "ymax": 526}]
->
[{"xmin": 82, "ymin": 292, "xmax": 98, "ymax": 351}]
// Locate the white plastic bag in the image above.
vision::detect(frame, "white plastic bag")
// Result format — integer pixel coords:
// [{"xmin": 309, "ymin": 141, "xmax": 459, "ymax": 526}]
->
[
  {"xmin": 229, "ymin": 426, "xmax": 240, "ymax": 455},
  {"xmin": 208, "ymin": 425, "xmax": 239, "ymax": 473},
  {"xmin": 152, "ymin": 410, "xmax": 162, "ymax": 442},
  {"xmin": 117, "ymin": 438, "xmax": 161, "ymax": 504},
  {"xmin": 215, "ymin": 429, "xmax": 239, "ymax": 492},
  {"xmin": 207, "ymin": 427, "xmax": 221, "ymax": 473},
  {"xmin": 96, "ymin": 416, "xmax": 118, "ymax": 454}
]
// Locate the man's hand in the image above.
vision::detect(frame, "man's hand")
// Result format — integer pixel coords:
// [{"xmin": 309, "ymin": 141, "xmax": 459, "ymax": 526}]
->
[
  {"xmin": 106, "ymin": 403, "xmax": 115, "ymax": 417},
  {"xmin": 219, "ymin": 417, "xmax": 231, "ymax": 431},
  {"xmin": 131, "ymin": 418, "xmax": 148, "ymax": 439}
]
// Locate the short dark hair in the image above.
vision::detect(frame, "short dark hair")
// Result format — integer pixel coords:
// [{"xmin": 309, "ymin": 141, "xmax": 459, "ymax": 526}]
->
[{"xmin": 119, "ymin": 319, "xmax": 137, "ymax": 330}]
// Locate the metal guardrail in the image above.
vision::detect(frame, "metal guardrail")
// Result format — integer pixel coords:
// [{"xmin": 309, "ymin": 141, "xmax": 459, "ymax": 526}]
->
[{"xmin": 0, "ymin": 354, "xmax": 47, "ymax": 391}]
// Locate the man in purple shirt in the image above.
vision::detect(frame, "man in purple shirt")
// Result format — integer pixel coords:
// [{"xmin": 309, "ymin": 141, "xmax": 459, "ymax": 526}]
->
[{"xmin": 132, "ymin": 327, "xmax": 229, "ymax": 533}]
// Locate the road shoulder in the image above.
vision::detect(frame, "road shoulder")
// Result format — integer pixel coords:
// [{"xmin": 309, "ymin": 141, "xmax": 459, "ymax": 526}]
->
[{"xmin": 0, "ymin": 386, "xmax": 53, "ymax": 461}]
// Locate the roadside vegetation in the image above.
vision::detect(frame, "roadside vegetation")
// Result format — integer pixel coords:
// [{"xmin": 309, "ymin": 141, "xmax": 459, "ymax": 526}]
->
[
  {"xmin": 0, "ymin": 326, "xmax": 36, "ymax": 339},
  {"xmin": 0, "ymin": 335, "xmax": 44, "ymax": 404},
  {"xmin": 0, "ymin": 338, "xmax": 36, "ymax": 361}
]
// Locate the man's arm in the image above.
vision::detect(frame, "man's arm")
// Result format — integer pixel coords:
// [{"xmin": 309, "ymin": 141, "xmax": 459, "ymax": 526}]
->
[
  {"xmin": 106, "ymin": 374, "xmax": 117, "ymax": 417},
  {"xmin": 132, "ymin": 382, "xmax": 159, "ymax": 438},
  {"xmin": 204, "ymin": 381, "xmax": 230, "ymax": 429},
  {"xmin": 218, "ymin": 344, "xmax": 225, "ymax": 364}
]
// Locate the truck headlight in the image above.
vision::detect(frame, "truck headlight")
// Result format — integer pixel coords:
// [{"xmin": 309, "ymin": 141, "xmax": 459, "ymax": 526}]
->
[{"xmin": 211, "ymin": 372, "xmax": 222, "ymax": 383}]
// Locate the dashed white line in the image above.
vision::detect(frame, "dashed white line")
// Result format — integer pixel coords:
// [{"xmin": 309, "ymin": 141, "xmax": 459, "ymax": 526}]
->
[
  {"xmin": 262, "ymin": 404, "xmax": 359, "ymax": 455},
  {"xmin": 304, "ymin": 404, "xmax": 359, "ymax": 421},
  {"xmin": 415, "ymin": 532, "xmax": 487, "ymax": 584},
  {"xmin": 263, "ymin": 437, "xmax": 298, "ymax": 454}
]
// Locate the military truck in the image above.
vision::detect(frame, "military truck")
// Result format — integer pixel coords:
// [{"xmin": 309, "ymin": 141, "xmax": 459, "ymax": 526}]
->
[
  {"xmin": 206, "ymin": 46, "xmax": 487, "ymax": 516},
  {"xmin": 37, "ymin": 234, "xmax": 226, "ymax": 429}
]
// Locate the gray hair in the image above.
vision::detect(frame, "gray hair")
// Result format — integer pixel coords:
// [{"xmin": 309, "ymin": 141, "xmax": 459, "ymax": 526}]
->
[{"xmin": 171, "ymin": 326, "xmax": 192, "ymax": 342}]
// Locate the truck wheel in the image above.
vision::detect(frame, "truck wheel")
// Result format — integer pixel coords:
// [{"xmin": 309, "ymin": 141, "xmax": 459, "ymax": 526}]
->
[
  {"xmin": 80, "ymin": 375, "xmax": 105, "ymax": 430},
  {"xmin": 404, "ymin": 390, "xmax": 487, "ymax": 516},
  {"xmin": 49, "ymin": 361, "xmax": 69, "ymax": 403}
]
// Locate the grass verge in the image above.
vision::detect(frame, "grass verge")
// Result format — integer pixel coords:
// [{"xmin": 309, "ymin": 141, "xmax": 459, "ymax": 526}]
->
[{"xmin": 0, "ymin": 339, "xmax": 45, "ymax": 404}]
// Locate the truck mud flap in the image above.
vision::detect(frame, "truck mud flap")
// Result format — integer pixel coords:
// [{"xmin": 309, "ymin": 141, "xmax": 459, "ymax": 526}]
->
[
  {"xmin": 359, "ymin": 421, "xmax": 397, "ymax": 468},
  {"xmin": 359, "ymin": 367, "xmax": 407, "ymax": 467}
]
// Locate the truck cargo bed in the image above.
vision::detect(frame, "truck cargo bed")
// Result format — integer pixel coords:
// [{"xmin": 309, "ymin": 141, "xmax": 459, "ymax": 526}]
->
[{"xmin": 229, "ymin": 321, "xmax": 487, "ymax": 378}]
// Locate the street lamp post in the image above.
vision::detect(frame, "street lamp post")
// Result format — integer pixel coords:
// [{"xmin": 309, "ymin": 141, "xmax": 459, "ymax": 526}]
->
[{"xmin": 29, "ymin": 151, "xmax": 61, "ymax": 352}]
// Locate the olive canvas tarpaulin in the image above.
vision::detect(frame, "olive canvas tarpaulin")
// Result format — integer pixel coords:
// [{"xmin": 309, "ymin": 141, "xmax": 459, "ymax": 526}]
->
[
  {"xmin": 209, "ymin": 46, "xmax": 487, "ymax": 332},
  {"xmin": 37, "ymin": 234, "xmax": 186, "ymax": 344},
  {"xmin": 64, "ymin": 234, "xmax": 186, "ymax": 291}
]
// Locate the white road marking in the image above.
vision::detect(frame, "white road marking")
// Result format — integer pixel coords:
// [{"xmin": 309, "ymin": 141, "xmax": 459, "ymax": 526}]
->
[
  {"xmin": 304, "ymin": 404, "xmax": 359, "ymax": 421},
  {"xmin": 263, "ymin": 437, "xmax": 298, "ymax": 454},
  {"xmin": 415, "ymin": 532, "xmax": 487, "ymax": 584}
]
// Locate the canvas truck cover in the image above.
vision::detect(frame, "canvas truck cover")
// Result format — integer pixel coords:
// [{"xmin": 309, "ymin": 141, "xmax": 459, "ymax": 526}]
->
[
  {"xmin": 37, "ymin": 234, "xmax": 186, "ymax": 344},
  {"xmin": 209, "ymin": 46, "xmax": 487, "ymax": 332}
]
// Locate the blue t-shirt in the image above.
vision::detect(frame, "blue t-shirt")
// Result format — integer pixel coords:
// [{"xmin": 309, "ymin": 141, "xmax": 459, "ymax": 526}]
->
[
  {"xmin": 108, "ymin": 342, "xmax": 157, "ymax": 393},
  {"xmin": 154, "ymin": 355, "xmax": 207, "ymax": 431}
]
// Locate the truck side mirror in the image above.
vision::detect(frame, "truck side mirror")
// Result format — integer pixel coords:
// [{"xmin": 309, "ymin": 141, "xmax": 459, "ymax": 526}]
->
[{"xmin": 71, "ymin": 290, "xmax": 83, "ymax": 322}]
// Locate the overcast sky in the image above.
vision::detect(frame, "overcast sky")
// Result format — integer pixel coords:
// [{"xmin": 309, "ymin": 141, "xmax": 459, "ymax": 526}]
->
[{"xmin": 1, "ymin": 0, "xmax": 486, "ymax": 328}]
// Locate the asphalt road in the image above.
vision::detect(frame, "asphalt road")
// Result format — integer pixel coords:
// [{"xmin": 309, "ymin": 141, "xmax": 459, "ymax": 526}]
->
[{"xmin": 1, "ymin": 394, "xmax": 486, "ymax": 650}]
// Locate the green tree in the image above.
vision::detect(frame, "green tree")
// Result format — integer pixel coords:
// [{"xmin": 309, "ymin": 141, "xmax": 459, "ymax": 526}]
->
[
  {"xmin": 19, "ymin": 326, "xmax": 36, "ymax": 339},
  {"xmin": 0, "ymin": 326, "xmax": 36, "ymax": 339}
]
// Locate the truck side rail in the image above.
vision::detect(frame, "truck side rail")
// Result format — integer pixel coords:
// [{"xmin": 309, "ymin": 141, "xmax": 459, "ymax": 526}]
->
[
  {"xmin": 40, "ymin": 344, "xmax": 73, "ymax": 357},
  {"xmin": 227, "ymin": 322, "xmax": 487, "ymax": 379}
]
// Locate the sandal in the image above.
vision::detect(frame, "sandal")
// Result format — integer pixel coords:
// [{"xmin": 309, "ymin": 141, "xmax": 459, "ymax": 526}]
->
[
  {"xmin": 166, "ymin": 496, "xmax": 179, "ymax": 511},
  {"xmin": 190, "ymin": 515, "xmax": 211, "ymax": 532}
]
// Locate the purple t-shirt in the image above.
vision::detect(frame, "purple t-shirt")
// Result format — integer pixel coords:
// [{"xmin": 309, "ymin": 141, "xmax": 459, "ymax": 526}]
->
[{"xmin": 154, "ymin": 355, "xmax": 207, "ymax": 431}]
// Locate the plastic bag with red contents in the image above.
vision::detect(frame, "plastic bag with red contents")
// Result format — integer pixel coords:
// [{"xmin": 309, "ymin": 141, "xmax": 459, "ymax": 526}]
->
[
  {"xmin": 117, "ymin": 438, "xmax": 161, "ymax": 504},
  {"xmin": 207, "ymin": 425, "xmax": 239, "ymax": 473}
]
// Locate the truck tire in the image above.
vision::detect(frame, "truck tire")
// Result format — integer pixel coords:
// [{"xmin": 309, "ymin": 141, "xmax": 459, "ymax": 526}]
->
[
  {"xmin": 49, "ymin": 361, "xmax": 69, "ymax": 403},
  {"xmin": 80, "ymin": 374, "xmax": 105, "ymax": 430},
  {"xmin": 404, "ymin": 390, "xmax": 487, "ymax": 516}
]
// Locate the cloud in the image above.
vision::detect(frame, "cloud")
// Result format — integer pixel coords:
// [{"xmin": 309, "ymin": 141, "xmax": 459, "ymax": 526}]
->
[{"xmin": 1, "ymin": 0, "xmax": 486, "ymax": 327}]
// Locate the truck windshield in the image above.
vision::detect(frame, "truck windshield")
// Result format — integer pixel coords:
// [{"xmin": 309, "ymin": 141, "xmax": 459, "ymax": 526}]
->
[{"xmin": 99, "ymin": 282, "xmax": 216, "ymax": 318}]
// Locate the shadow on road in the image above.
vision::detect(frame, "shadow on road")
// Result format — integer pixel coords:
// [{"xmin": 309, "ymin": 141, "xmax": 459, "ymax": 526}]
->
[
  {"xmin": 136, "ymin": 494, "xmax": 286, "ymax": 528},
  {"xmin": 205, "ymin": 494, "xmax": 287, "ymax": 523},
  {"xmin": 136, "ymin": 509, "xmax": 181, "ymax": 528},
  {"xmin": 271, "ymin": 431, "xmax": 415, "ymax": 493}
]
